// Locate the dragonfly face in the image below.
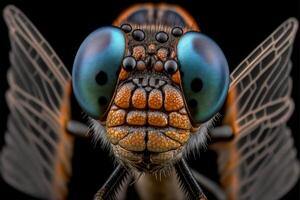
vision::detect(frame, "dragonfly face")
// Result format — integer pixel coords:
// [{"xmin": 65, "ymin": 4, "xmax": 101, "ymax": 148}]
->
[
  {"xmin": 73, "ymin": 23, "xmax": 229, "ymax": 172},
  {"xmin": 105, "ymin": 25, "xmax": 193, "ymax": 171},
  {"xmin": 2, "ymin": 4, "xmax": 298, "ymax": 200}
]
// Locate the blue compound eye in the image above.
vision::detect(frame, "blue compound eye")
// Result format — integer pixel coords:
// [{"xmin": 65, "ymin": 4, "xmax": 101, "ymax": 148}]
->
[
  {"xmin": 177, "ymin": 32, "xmax": 229, "ymax": 123},
  {"xmin": 72, "ymin": 27, "xmax": 125, "ymax": 119}
]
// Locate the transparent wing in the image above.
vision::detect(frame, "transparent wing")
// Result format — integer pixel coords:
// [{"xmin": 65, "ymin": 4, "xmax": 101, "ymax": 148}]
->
[
  {"xmin": 0, "ymin": 6, "xmax": 74, "ymax": 200},
  {"xmin": 213, "ymin": 18, "xmax": 299, "ymax": 200}
]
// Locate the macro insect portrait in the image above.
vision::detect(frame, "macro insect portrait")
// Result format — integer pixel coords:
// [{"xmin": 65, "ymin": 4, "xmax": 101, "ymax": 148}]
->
[{"xmin": 0, "ymin": 1, "xmax": 299, "ymax": 200}]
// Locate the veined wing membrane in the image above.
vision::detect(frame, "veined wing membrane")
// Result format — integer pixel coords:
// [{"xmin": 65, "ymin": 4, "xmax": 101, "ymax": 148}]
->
[
  {"xmin": 213, "ymin": 18, "xmax": 299, "ymax": 200},
  {"xmin": 0, "ymin": 6, "xmax": 74, "ymax": 200}
]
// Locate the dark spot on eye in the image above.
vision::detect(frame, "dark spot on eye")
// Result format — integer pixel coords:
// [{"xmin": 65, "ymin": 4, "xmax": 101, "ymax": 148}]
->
[
  {"xmin": 156, "ymin": 31, "xmax": 168, "ymax": 43},
  {"xmin": 95, "ymin": 71, "xmax": 108, "ymax": 85},
  {"xmin": 121, "ymin": 24, "xmax": 132, "ymax": 33},
  {"xmin": 132, "ymin": 29, "xmax": 145, "ymax": 41},
  {"xmin": 98, "ymin": 96, "xmax": 108, "ymax": 106},
  {"xmin": 188, "ymin": 99, "xmax": 198, "ymax": 108},
  {"xmin": 164, "ymin": 60, "xmax": 178, "ymax": 74},
  {"xmin": 191, "ymin": 78, "xmax": 203, "ymax": 92},
  {"xmin": 122, "ymin": 56, "xmax": 136, "ymax": 71},
  {"xmin": 172, "ymin": 27, "xmax": 183, "ymax": 37}
]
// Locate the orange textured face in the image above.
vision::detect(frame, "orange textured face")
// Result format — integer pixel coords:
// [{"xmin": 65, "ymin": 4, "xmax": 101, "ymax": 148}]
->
[
  {"xmin": 101, "ymin": 8, "xmax": 199, "ymax": 171},
  {"xmin": 105, "ymin": 74, "xmax": 192, "ymax": 171}
]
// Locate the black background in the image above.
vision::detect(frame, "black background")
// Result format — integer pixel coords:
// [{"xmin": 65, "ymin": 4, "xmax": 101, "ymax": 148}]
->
[{"xmin": 0, "ymin": 0, "xmax": 299, "ymax": 199}]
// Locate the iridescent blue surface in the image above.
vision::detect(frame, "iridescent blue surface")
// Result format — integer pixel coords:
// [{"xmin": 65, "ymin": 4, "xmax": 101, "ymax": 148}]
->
[
  {"xmin": 177, "ymin": 32, "xmax": 229, "ymax": 123},
  {"xmin": 72, "ymin": 27, "xmax": 125, "ymax": 118}
]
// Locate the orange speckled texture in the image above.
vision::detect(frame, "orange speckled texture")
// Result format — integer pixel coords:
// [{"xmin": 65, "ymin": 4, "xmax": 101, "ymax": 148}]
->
[
  {"xmin": 148, "ymin": 89, "xmax": 163, "ymax": 109},
  {"xmin": 119, "ymin": 130, "xmax": 146, "ymax": 151},
  {"xmin": 165, "ymin": 130, "xmax": 190, "ymax": 144},
  {"xmin": 126, "ymin": 111, "xmax": 147, "ymax": 125},
  {"xmin": 147, "ymin": 131, "xmax": 181, "ymax": 152},
  {"xmin": 132, "ymin": 46, "xmax": 146, "ymax": 60},
  {"xmin": 148, "ymin": 43, "xmax": 156, "ymax": 54},
  {"xmin": 105, "ymin": 78, "xmax": 195, "ymax": 166},
  {"xmin": 132, "ymin": 88, "xmax": 147, "ymax": 109},
  {"xmin": 163, "ymin": 85, "xmax": 184, "ymax": 111},
  {"xmin": 157, "ymin": 48, "xmax": 168, "ymax": 61},
  {"xmin": 169, "ymin": 112, "xmax": 191, "ymax": 129},
  {"xmin": 114, "ymin": 83, "xmax": 135, "ymax": 108},
  {"xmin": 171, "ymin": 71, "xmax": 181, "ymax": 84},
  {"xmin": 106, "ymin": 127, "xmax": 129, "ymax": 144},
  {"xmin": 107, "ymin": 109, "xmax": 126, "ymax": 127},
  {"xmin": 148, "ymin": 111, "xmax": 168, "ymax": 127},
  {"xmin": 118, "ymin": 68, "xmax": 129, "ymax": 80}
]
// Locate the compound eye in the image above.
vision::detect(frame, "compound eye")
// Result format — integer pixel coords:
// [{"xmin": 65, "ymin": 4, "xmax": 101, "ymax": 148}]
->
[
  {"xmin": 72, "ymin": 27, "xmax": 125, "ymax": 119},
  {"xmin": 177, "ymin": 32, "xmax": 229, "ymax": 123}
]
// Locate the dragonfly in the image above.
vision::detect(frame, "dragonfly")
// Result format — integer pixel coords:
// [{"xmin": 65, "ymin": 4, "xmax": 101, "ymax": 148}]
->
[{"xmin": 0, "ymin": 3, "xmax": 299, "ymax": 200}]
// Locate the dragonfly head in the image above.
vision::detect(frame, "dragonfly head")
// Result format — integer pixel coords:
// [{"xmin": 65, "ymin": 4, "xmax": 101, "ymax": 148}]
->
[{"xmin": 72, "ymin": 24, "xmax": 229, "ymax": 172}]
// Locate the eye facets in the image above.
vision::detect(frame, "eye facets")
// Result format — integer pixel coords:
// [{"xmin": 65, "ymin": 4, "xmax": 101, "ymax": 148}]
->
[
  {"xmin": 122, "ymin": 56, "xmax": 137, "ymax": 71},
  {"xmin": 177, "ymin": 32, "xmax": 230, "ymax": 123},
  {"xmin": 155, "ymin": 31, "xmax": 169, "ymax": 43},
  {"xmin": 164, "ymin": 60, "xmax": 178, "ymax": 74},
  {"xmin": 132, "ymin": 29, "xmax": 145, "ymax": 41},
  {"xmin": 72, "ymin": 26, "xmax": 125, "ymax": 118}
]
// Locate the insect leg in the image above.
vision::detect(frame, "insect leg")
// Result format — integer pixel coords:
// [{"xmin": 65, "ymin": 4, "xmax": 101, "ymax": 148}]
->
[
  {"xmin": 67, "ymin": 120, "xmax": 89, "ymax": 137},
  {"xmin": 94, "ymin": 164, "xmax": 131, "ymax": 200},
  {"xmin": 209, "ymin": 125, "xmax": 233, "ymax": 141},
  {"xmin": 191, "ymin": 169, "xmax": 226, "ymax": 200},
  {"xmin": 174, "ymin": 159, "xmax": 208, "ymax": 200}
]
